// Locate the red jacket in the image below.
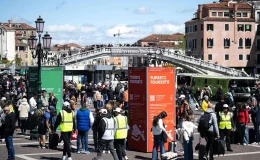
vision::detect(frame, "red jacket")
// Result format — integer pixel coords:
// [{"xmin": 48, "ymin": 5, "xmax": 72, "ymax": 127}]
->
[{"xmin": 237, "ymin": 109, "xmax": 249, "ymax": 125}]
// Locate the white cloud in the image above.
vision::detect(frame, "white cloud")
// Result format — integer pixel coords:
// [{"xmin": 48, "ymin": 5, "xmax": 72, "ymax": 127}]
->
[
  {"xmin": 46, "ymin": 24, "xmax": 96, "ymax": 33},
  {"xmin": 152, "ymin": 23, "xmax": 185, "ymax": 33},
  {"xmin": 133, "ymin": 7, "xmax": 154, "ymax": 14}
]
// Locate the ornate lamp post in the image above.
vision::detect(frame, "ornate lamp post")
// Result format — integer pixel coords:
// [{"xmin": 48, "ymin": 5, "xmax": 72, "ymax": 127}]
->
[{"xmin": 28, "ymin": 16, "xmax": 52, "ymax": 109}]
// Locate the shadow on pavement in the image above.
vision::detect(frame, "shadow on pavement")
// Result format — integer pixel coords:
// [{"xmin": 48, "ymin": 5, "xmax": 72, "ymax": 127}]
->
[
  {"xmin": 39, "ymin": 156, "xmax": 60, "ymax": 160},
  {"xmin": 134, "ymin": 155, "xmax": 151, "ymax": 159}
]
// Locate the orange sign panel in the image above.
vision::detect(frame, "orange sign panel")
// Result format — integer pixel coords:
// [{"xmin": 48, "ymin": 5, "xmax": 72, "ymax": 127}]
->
[
  {"xmin": 128, "ymin": 67, "xmax": 176, "ymax": 152},
  {"xmin": 147, "ymin": 67, "xmax": 175, "ymax": 152}
]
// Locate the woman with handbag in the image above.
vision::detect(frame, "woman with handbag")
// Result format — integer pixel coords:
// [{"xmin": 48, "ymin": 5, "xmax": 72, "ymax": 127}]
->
[{"xmin": 152, "ymin": 111, "xmax": 173, "ymax": 160}]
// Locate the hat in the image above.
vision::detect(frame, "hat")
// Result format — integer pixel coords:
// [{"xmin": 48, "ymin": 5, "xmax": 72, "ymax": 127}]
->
[
  {"xmin": 114, "ymin": 107, "xmax": 122, "ymax": 113},
  {"xmin": 223, "ymin": 104, "xmax": 229, "ymax": 108},
  {"xmin": 179, "ymin": 95, "xmax": 185, "ymax": 99},
  {"xmin": 63, "ymin": 101, "xmax": 70, "ymax": 108},
  {"xmin": 99, "ymin": 109, "xmax": 108, "ymax": 115},
  {"xmin": 1, "ymin": 97, "xmax": 6, "ymax": 101},
  {"xmin": 204, "ymin": 95, "xmax": 209, "ymax": 99},
  {"xmin": 22, "ymin": 98, "xmax": 27, "ymax": 102}
]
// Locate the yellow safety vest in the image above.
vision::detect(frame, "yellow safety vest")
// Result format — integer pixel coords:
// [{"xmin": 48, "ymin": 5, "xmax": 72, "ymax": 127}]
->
[
  {"xmin": 219, "ymin": 112, "xmax": 232, "ymax": 130},
  {"xmin": 114, "ymin": 115, "xmax": 128, "ymax": 139},
  {"xmin": 60, "ymin": 110, "xmax": 74, "ymax": 132}
]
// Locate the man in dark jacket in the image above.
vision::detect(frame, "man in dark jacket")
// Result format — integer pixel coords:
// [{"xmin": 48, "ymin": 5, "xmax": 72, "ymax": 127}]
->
[
  {"xmin": 3, "ymin": 105, "xmax": 16, "ymax": 160},
  {"xmin": 215, "ymin": 96, "xmax": 225, "ymax": 118},
  {"xmin": 93, "ymin": 109, "xmax": 119, "ymax": 160},
  {"xmin": 250, "ymin": 105, "xmax": 260, "ymax": 144}
]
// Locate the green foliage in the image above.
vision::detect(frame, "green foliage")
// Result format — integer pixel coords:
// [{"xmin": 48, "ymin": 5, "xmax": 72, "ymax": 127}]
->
[
  {"xmin": 175, "ymin": 35, "xmax": 185, "ymax": 51},
  {"xmin": 15, "ymin": 58, "xmax": 22, "ymax": 66}
]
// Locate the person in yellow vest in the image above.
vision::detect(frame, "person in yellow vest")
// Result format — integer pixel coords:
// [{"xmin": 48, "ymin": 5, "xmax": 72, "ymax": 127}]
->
[
  {"xmin": 113, "ymin": 108, "xmax": 129, "ymax": 160},
  {"xmin": 218, "ymin": 104, "xmax": 234, "ymax": 152},
  {"xmin": 54, "ymin": 102, "xmax": 76, "ymax": 160}
]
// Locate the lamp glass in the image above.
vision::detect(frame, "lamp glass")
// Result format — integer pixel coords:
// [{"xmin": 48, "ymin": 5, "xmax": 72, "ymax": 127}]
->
[
  {"xmin": 35, "ymin": 16, "xmax": 45, "ymax": 34},
  {"xmin": 43, "ymin": 32, "xmax": 52, "ymax": 50},
  {"xmin": 28, "ymin": 35, "xmax": 37, "ymax": 50}
]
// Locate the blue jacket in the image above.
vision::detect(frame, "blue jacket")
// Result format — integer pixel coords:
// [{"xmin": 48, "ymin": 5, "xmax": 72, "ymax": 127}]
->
[
  {"xmin": 250, "ymin": 106, "xmax": 260, "ymax": 123},
  {"xmin": 76, "ymin": 109, "xmax": 91, "ymax": 131}
]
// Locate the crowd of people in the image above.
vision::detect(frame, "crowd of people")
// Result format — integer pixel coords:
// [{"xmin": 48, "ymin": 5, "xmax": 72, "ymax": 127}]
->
[{"xmin": 0, "ymin": 77, "xmax": 130, "ymax": 160}]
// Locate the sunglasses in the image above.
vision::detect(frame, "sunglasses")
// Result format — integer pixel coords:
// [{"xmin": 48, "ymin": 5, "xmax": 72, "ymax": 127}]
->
[{"xmin": 3, "ymin": 110, "xmax": 10, "ymax": 112}]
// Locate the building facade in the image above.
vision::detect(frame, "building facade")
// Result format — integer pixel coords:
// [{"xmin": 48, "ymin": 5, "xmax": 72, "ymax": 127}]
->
[
  {"xmin": 185, "ymin": 0, "xmax": 257, "ymax": 73},
  {"xmin": 0, "ymin": 25, "xmax": 15, "ymax": 61},
  {"xmin": 0, "ymin": 20, "xmax": 36, "ymax": 66}
]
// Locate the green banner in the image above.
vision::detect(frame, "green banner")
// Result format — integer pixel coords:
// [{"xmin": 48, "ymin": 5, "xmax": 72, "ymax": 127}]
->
[{"xmin": 41, "ymin": 67, "xmax": 63, "ymax": 113}]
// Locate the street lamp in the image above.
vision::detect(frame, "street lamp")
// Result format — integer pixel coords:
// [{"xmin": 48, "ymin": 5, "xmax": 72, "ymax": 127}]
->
[{"xmin": 28, "ymin": 16, "xmax": 52, "ymax": 109}]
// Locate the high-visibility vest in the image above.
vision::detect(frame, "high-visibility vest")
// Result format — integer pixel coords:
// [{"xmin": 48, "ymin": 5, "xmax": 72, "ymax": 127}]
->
[
  {"xmin": 114, "ymin": 115, "xmax": 128, "ymax": 139},
  {"xmin": 219, "ymin": 112, "xmax": 232, "ymax": 130},
  {"xmin": 102, "ymin": 117, "xmax": 115, "ymax": 140},
  {"xmin": 60, "ymin": 110, "xmax": 74, "ymax": 132}
]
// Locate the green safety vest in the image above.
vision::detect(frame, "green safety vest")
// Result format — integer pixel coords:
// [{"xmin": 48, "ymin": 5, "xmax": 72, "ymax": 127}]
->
[
  {"xmin": 219, "ymin": 112, "xmax": 232, "ymax": 130},
  {"xmin": 114, "ymin": 116, "xmax": 128, "ymax": 139},
  {"xmin": 60, "ymin": 110, "xmax": 74, "ymax": 132}
]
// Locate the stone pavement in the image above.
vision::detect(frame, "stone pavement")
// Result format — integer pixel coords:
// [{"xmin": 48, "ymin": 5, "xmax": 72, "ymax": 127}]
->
[{"xmin": 1, "ymin": 105, "xmax": 260, "ymax": 159}]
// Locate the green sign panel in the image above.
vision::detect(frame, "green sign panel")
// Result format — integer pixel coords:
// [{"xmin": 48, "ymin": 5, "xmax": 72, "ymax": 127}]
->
[
  {"xmin": 41, "ymin": 67, "xmax": 63, "ymax": 113},
  {"xmin": 28, "ymin": 67, "xmax": 39, "ymax": 99}
]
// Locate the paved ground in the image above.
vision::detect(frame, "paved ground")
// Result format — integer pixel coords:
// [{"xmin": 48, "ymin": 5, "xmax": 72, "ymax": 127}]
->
[{"xmin": 1, "ymin": 103, "xmax": 260, "ymax": 160}]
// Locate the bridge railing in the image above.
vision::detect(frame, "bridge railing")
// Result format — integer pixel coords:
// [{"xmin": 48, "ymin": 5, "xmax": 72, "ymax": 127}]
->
[{"xmin": 60, "ymin": 47, "xmax": 248, "ymax": 76}]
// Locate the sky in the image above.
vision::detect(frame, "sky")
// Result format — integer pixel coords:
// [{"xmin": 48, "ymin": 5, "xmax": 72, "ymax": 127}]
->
[{"xmin": 0, "ymin": 0, "xmax": 212, "ymax": 46}]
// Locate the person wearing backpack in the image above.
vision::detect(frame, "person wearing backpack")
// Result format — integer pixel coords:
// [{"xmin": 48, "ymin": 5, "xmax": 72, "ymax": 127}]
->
[
  {"xmin": 198, "ymin": 103, "xmax": 219, "ymax": 160},
  {"xmin": 177, "ymin": 95, "xmax": 192, "ymax": 128}
]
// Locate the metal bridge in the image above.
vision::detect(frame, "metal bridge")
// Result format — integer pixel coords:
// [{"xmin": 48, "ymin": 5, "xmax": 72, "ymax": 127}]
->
[{"xmin": 51, "ymin": 47, "xmax": 248, "ymax": 77}]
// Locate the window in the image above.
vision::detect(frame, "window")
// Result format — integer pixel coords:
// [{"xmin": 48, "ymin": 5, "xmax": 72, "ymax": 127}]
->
[
  {"xmin": 201, "ymin": 24, "xmax": 203, "ymax": 31},
  {"xmin": 239, "ymin": 38, "xmax": 243, "ymax": 48},
  {"xmin": 243, "ymin": 13, "xmax": 248, "ymax": 17},
  {"xmin": 245, "ymin": 24, "xmax": 251, "ymax": 31},
  {"xmin": 247, "ymin": 55, "xmax": 251, "ymax": 60},
  {"xmin": 212, "ymin": 12, "xmax": 217, "ymax": 17},
  {"xmin": 257, "ymin": 25, "xmax": 260, "ymax": 35},
  {"xmin": 238, "ymin": 24, "xmax": 244, "ymax": 31},
  {"xmin": 24, "ymin": 31, "xmax": 26, "ymax": 35},
  {"xmin": 225, "ymin": 24, "xmax": 229, "ymax": 31},
  {"xmin": 207, "ymin": 24, "xmax": 214, "ymax": 31},
  {"xmin": 208, "ymin": 54, "xmax": 212, "ymax": 60},
  {"xmin": 237, "ymin": 12, "xmax": 242, "ymax": 17},
  {"xmin": 201, "ymin": 38, "xmax": 203, "ymax": 48},
  {"xmin": 3, "ymin": 31, "xmax": 4, "ymax": 35},
  {"xmin": 218, "ymin": 12, "xmax": 223, "ymax": 17},
  {"xmin": 207, "ymin": 38, "xmax": 214, "ymax": 48},
  {"xmin": 185, "ymin": 27, "xmax": 188, "ymax": 33},
  {"xmin": 194, "ymin": 39, "xmax": 197, "ymax": 49},
  {"xmin": 239, "ymin": 54, "xmax": 243, "ymax": 60},
  {"xmin": 245, "ymin": 38, "xmax": 251, "ymax": 48},
  {"xmin": 224, "ymin": 38, "xmax": 230, "ymax": 48},
  {"xmin": 257, "ymin": 12, "xmax": 260, "ymax": 21},
  {"xmin": 194, "ymin": 25, "xmax": 197, "ymax": 32},
  {"xmin": 224, "ymin": 12, "xmax": 229, "ymax": 17},
  {"xmin": 225, "ymin": 54, "xmax": 229, "ymax": 60},
  {"xmin": 257, "ymin": 39, "xmax": 260, "ymax": 51}
]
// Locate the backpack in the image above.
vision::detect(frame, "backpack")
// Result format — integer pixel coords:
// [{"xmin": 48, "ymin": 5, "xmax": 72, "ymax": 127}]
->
[{"xmin": 198, "ymin": 112, "xmax": 212, "ymax": 138}]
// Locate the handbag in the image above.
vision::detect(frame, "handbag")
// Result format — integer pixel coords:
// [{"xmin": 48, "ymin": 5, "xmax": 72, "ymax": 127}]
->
[{"xmin": 161, "ymin": 131, "xmax": 168, "ymax": 143}]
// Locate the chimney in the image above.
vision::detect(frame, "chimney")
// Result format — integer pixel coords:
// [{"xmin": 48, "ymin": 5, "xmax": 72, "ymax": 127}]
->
[
  {"xmin": 8, "ymin": 20, "xmax": 12, "ymax": 28},
  {"xmin": 198, "ymin": 4, "xmax": 203, "ymax": 19}
]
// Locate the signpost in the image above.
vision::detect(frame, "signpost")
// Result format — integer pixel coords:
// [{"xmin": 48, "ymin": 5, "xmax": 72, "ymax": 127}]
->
[{"xmin": 128, "ymin": 67, "xmax": 176, "ymax": 152}]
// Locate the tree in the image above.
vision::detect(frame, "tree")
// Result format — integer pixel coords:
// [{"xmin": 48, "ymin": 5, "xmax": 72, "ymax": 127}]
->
[
  {"xmin": 1, "ymin": 59, "xmax": 10, "ymax": 64},
  {"xmin": 15, "ymin": 58, "xmax": 22, "ymax": 66},
  {"xmin": 175, "ymin": 35, "xmax": 186, "ymax": 52}
]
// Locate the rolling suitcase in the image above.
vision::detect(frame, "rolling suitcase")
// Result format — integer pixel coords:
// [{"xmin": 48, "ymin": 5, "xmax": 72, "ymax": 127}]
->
[
  {"xmin": 213, "ymin": 139, "xmax": 225, "ymax": 156},
  {"xmin": 168, "ymin": 141, "xmax": 177, "ymax": 152},
  {"xmin": 198, "ymin": 137, "xmax": 206, "ymax": 160},
  {"xmin": 49, "ymin": 133, "xmax": 59, "ymax": 149},
  {"xmin": 230, "ymin": 131, "xmax": 239, "ymax": 144}
]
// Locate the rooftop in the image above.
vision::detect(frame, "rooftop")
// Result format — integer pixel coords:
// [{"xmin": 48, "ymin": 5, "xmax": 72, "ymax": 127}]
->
[
  {"xmin": 139, "ymin": 33, "xmax": 184, "ymax": 42},
  {"xmin": 0, "ymin": 20, "xmax": 35, "ymax": 30},
  {"xmin": 204, "ymin": 1, "xmax": 251, "ymax": 9}
]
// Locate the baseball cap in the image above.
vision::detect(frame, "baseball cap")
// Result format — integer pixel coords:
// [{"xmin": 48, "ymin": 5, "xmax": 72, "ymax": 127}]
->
[
  {"xmin": 179, "ymin": 95, "xmax": 185, "ymax": 99},
  {"xmin": 63, "ymin": 101, "xmax": 70, "ymax": 108},
  {"xmin": 113, "ymin": 107, "xmax": 122, "ymax": 113},
  {"xmin": 223, "ymin": 104, "xmax": 229, "ymax": 108},
  {"xmin": 99, "ymin": 109, "xmax": 108, "ymax": 115}
]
